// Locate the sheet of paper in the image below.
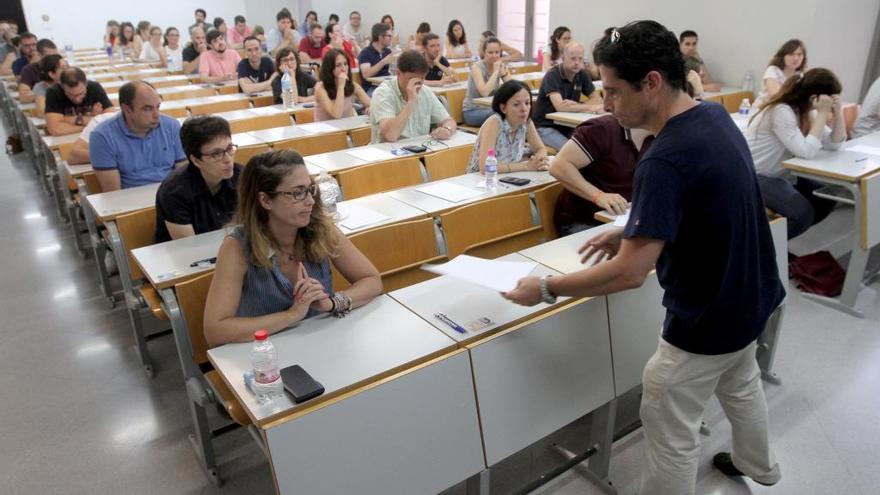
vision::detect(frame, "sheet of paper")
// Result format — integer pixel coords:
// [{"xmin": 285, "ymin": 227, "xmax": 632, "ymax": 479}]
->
[
  {"xmin": 336, "ymin": 202, "xmax": 391, "ymax": 230},
  {"xmin": 345, "ymin": 147, "xmax": 397, "ymax": 162},
  {"xmin": 845, "ymin": 144, "xmax": 880, "ymax": 157},
  {"xmin": 421, "ymin": 255, "xmax": 537, "ymax": 292},
  {"xmin": 250, "ymin": 106, "xmax": 285, "ymax": 116},
  {"xmin": 297, "ymin": 122, "xmax": 340, "ymax": 134},
  {"xmin": 415, "ymin": 182, "xmax": 485, "ymax": 203},
  {"xmin": 613, "ymin": 210, "xmax": 631, "ymax": 227}
]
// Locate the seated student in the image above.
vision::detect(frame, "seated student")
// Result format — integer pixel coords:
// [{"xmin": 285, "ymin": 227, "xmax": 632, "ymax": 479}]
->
[
  {"xmin": 342, "ymin": 11, "xmax": 367, "ymax": 51},
  {"xmin": 370, "ymin": 50, "xmax": 457, "ymax": 142},
  {"xmin": 314, "ymin": 49, "xmax": 370, "ymax": 121},
  {"xmin": 237, "ymin": 36, "xmax": 276, "ymax": 93},
  {"xmin": 298, "ymin": 23, "xmax": 326, "ymax": 64},
  {"xmin": 549, "ymin": 115, "xmax": 654, "ymax": 235},
  {"xmin": 66, "ymin": 112, "xmax": 117, "ymax": 165},
  {"xmin": 678, "ymin": 30, "xmax": 721, "ymax": 92},
  {"xmin": 199, "ymin": 29, "xmax": 241, "ymax": 83},
  {"xmin": 90, "ymin": 81, "xmax": 186, "ymax": 191},
  {"xmin": 753, "ymin": 39, "xmax": 807, "ymax": 110},
  {"xmin": 478, "ymin": 30, "xmax": 523, "ymax": 63},
  {"xmin": 445, "ymin": 20, "xmax": 472, "ymax": 59},
  {"xmin": 271, "ymin": 47, "xmax": 316, "ymax": 105},
  {"xmin": 202, "ymin": 149, "xmax": 383, "ymax": 347},
  {"xmin": 18, "ymin": 38, "xmax": 57, "ymax": 103},
  {"xmin": 321, "ymin": 22, "xmax": 357, "ymax": 69},
  {"xmin": 103, "ymin": 20, "xmax": 120, "ymax": 50},
  {"xmin": 406, "ymin": 22, "xmax": 431, "ymax": 52},
  {"xmin": 131, "ymin": 20, "xmax": 150, "ymax": 59},
  {"xmin": 533, "ymin": 42, "xmax": 603, "ymax": 150},
  {"xmin": 358, "ymin": 23, "xmax": 396, "ymax": 95},
  {"xmin": 745, "ymin": 68, "xmax": 845, "ymax": 239},
  {"xmin": 299, "ymin": 10, "xmax": 318, "ymax": 39},
  {"xmin": 139, "ymin": 26, "xmax": 167, "ymax": 63},
  {"xmin": 0, "ymin": 25, "xmax": 18, "ymax": 76},
  {"xmin": 462, "ymin": 37, "xmax": 510, "ymax": 126},
  {"xmin": 422, "ymin": 33, "xmax": 456, "ymax": 87},
  {"xmin": 163, "ymin": 27, "xmax": 184, "ymax": 71},
  {"xmin": 118, "ymin": 22, "xmax": 137, "ymax": 57},
  {"xmin": 466, "ymin": 80, "xmax": 548, "ymax": 174},
  {"xmin": 380, "ymin": 15, "xmax": 401, "ymax": 49},
  {"xmin": 32, "ymin": 54, "xmax": 66, "ymax": 117},
  {"xmin": 228, "ymin": 15, "xmax": 252, "ymax": 48},
  {"xmin": 683, "ymin": 55, "xmax": 705, "ymax": 100},
  {"xmin": 541, "ymin": 26, "xmax": 571, "ymax": 71},
  {"xmin": 190, "ymin": 8, "xmax": 209, "ymax": 33},
  {"xmin": 154, "ymin": 116, "xmax": 241, "ymax": 243},
  {"xmin": 213, "ymin": 17, "xmax": 228, "ymax": 42},
  {"xmin": 45, "ymin": 67, "xmax": 113, "ymax": 136},
  {"xmin": 11, "ymin": 31, "xmax": 36, "ymax": 77},
  {"xmin": 266, "ymin": 10, "xmax": 300, "ymax": 57},
  {"xmin": 852, "ymin": 75, "xmax": 880, "ymax": 138},
  {"xmin": 182, "ymin": 26, "xmax": 207, "ymax": 75}
]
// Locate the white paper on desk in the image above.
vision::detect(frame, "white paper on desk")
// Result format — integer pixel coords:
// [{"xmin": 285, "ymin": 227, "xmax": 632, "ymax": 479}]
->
[
  {"xmin": 421, "ymin": 255, "xmax": 537, "ymax": 292},
  {"xmin": 612, "ymin": 210, "xmax": 631, "ymax": 227},
  {"xmin": 345, "ymin": 147, "xmax": 397, "ymax": 162},
  {"xmin": 845, "ymin": 145, "xmax": 880, "ymax": 157},
  {"xmin": 297, "ymin": 122, "xmax": 339, "ymax": 134},
  {"xmin": 250, "ymin": 106, "xmax": 285, "ymax": 116},
  {"xmin": 415, "ymin": 182, "xmax": 485, "ymax": 202},
  {"xmin": 337, "ymin": 202, "xmax": 390, "ymax": 230}
]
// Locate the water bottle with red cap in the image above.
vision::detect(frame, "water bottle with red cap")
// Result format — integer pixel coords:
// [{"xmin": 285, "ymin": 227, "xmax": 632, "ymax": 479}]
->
[{"xmin": 251, "ymin": 329, "xmax": 283, "ymax": 402}]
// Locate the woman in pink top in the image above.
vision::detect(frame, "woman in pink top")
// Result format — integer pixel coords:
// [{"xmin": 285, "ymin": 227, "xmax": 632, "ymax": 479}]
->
[
  {"xmin": 314, "ymin": 49, "xmax": 370, "ymax": 121},
  {"xmin": 320, "ymin": 23, "xmax": 357, "ymax": 69}
]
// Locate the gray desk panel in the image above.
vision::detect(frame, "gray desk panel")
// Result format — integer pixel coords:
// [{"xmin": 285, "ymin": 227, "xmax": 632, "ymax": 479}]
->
[{"xmin": 606, "ymin": 272, "xmax": 664, "ymax": 394}]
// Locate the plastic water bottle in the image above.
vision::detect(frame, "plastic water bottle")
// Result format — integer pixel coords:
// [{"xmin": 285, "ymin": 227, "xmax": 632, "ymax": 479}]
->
[
  {"xmin": 251, "ymin": 329, "xmax": 283, "ymax": 403},
  {"xmin": 389, "ymin": 57, "xmax": 397, "ymax": 76},
  {"xmin": 741, "ymin": 70, "xmax": 754, "ymax": 93},
  {"xmin": 65, "ymin": 43, "xmax": 74, "ymax": 63},
  {"xmin": 484, "ymin": 149, "xmax": 498, "ymax": 191},
  {"xmin": 316, "ymin": 171, "xmax": 342, "ymax": 216},
  {"xmin": 738, "ymin": 98, "xmax": 751, "ymax": 115},
  {"xmin": 105, "ymin": 42, "xmax": 113, "ymax": 59},
  {"xmin": 281, "ymin": 69, "xmax": 293, "ymax": 108},
  {"xmin": 166, "ymin": 53, "xmax": 174, "ymax": 71}
]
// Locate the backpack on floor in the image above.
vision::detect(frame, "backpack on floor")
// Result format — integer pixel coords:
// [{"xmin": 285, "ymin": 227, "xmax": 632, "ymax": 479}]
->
[
  {"xmin": 5, "ymin": 135, "xmax": 23, "ymax": 154},
  {"xmin": 789, "ymin": 251, "xmax": 846, "ymax": 297}
]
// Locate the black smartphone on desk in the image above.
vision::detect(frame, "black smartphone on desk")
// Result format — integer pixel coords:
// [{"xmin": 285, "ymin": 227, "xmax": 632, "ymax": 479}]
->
[
  {"xmin": 280, "ymin": 365, "xmax": 324, "ymax": 403},
  {"xmin": 402, "ymin": 145, "xmax": 427, "ymax": 153},
  {"xmin": 499, "ymin": 176, "xmax": 531, "ymax": 186}
]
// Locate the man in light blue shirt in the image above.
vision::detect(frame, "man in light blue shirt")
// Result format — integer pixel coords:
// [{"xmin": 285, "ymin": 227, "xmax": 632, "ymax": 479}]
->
[{"xmin": 90, "ymin": 81, "xmax": 186, "ymax": 191}]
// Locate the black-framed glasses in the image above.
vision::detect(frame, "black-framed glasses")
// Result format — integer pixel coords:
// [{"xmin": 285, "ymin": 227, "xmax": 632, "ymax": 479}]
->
[
  {"xmin": 422, "ymin": 139, "xmax": 449, "ymax": 150},
  {"xmin": 274, "ymin": 184, "xmax": 319, "ymax": 202},
  {"xmin": 201, "ymin": 143, "xmax": 238, "ymax": 161}
]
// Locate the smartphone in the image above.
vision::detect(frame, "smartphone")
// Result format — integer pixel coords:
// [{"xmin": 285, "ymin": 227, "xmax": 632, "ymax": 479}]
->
[
  {"xmin": 280, "ymin": 364, "xmax": 324, "ymax": 403},
  {"xmin": 402, "ymin": 145, "xmax": 427, "ymax": 153},
  {"xmin": 499, "ymin": 176, "xmax": 531, "ymax": 186}
]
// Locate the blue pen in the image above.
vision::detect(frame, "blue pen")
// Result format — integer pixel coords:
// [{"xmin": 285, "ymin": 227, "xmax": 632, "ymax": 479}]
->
[
  {"xmin": 434, "ymin": 312, "xmax": 467, "ymax": 334},
  {"xmin": 856, "ymin": 157, "xmax": 868, "ymax": 162}
]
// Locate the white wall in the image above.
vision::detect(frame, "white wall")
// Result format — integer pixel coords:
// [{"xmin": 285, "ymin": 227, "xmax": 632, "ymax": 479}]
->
[
  {"xmin": 550, "ymin": 0, "xmax": 879, "ymax": 101},
  {"xmin": 244, "ymin": 0, "xmax": 301, "ymax": 33},
  {"xmin": 21, "ymin": 0, "xmax": 247, "ymax": 49}
]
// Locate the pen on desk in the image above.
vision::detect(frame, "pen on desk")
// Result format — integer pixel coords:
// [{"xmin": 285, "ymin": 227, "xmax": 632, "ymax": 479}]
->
[
  {"xmin": 434, "ymin": 312, "xmax": 467, "ymax": 334},
  {"xmin": 855, "ymin": 157, "xmax": 868, "ymax": 162},
  {"xmin": 189, "ymin": 256, "xmax": 217, "ymax": 267}
]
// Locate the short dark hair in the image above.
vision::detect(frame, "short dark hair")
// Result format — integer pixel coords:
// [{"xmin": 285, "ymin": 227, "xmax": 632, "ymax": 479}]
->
[
  {"xmin": 371, "ymin": 23, "xmax": 390, "ymax": 42},
  {"xmin": 416, "ymin": 22, "xmax": 431, "ymax": 35},
  {"xmin": 38, "ymin": 54, "xmax": 64, "ymax": 82},
  {"xmin": 59, "ymin": 67, "xmax": 86, "ymax": 87},
  {"xmin": 349, "ymin": 11, "xmax": 360, "ymax": 18},
  {"xmin": 593, "ymin": 20, "xmax": 687, "ymax": 93},
  {"xmin": 206, "ymin": 29, "xmax": 224, "ymax": 45},
  {"xmin": 492, "ymin": 80, "xmax": 532, "ymax": 116},
  {"xmin": 397, "ymin": 50, "xmax": 429, "ymax": 74},
  {"xmin": 329, "ymin": 14, "xmax": 339, "ymax": 23},
  {"xmin": 19, "ymin": 32, "xmax": 36, "ymax": 42},
  {"xmin": 213, "ymin": 17, "xmax": 225, "ymax": 29},
  {"xmin": 679, "ymin": 30, "xmax": 698, "ymax": 42},
  {"xmin": 305, "ymin": 10, "xmax": 318, "ymax": 20},
  {"xmin": 180, "ymin": 116, "xmax": 232, "ymax": 160},
  {"xmin": 118, "ymin": 80, "xmax": 155, "ymax": 107},
  {"xmin": 276, "ymin": 10, "xmax": 291, "ymax": 22},
  {"xmin": 234, "ymin": 15, "xmax": 246, "ymax": 24},
  {"xmin": 36, "ymin": 38, "xmax": 56, "ymax": 55},
  {"xmin": 137, "ymin": 21, "xmax": 151, "ymax": 33},
  {"xmin": 195, "ymin": 8, "xmax": 206, "ymax": 16},
  {"xmin": 309, "ymin": 23, "xmax": 323, "ymax": 33},
  {"xmin": 243, "ymin": 36, "xmax": 260, "ymax": 47},
  {"xmin": 422, "ymin": 33, "xmax": 440, "ymax": 47}
]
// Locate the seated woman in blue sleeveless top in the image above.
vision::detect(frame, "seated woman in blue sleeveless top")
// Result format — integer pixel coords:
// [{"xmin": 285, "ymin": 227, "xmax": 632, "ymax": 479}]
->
[{"xmin": 204, "ymin": 149, "xmax": 382, "ymax": 347}]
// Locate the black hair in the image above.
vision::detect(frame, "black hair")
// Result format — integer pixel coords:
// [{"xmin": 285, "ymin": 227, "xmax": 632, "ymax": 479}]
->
[
  {"xmin": 38, "ymin": 54, "xmax": 64, "ymax": 82},
  {"xmin": 243, "ymin": 36, "xmax": 260, "ymax": 47},
  {"xmin": 118, "ymin": 80, "xmax": 156, "ymax": 107},
  {"xmin": 446, "ymin": 20, "xmax": 466, "ymax": 46},
  {"xmin": 305, "ymin": 10, "xmax": 318, "ymax": 21},
  {"xmin": 213, "ymin": 17, "xmax": 225, "ymax": 29},
  {"xmin": 593, "ymin": 20, "xmax": 687, "ymax": 92},
  {"xmin": 417, "ymin": 22, "xmax": 431, "ymax": 35},
  {"xmin": 234, "ymin": 15, "xmax": 246, "ymax": 24},
  {"xmin": 381, "ymin": 15, "xmax": 395, "ymax": 28},
  {"xmin": 276, "ymin": 10, "xmax": 291, "ymax": 22},
  {"xmin": 397, "ymin": 50, "xmax": 429, "ymax": 74},
  {"xmin": 119, "ymin": 22, "xmax": 135, "ymax": 45},
  {"xmin": 422, "ymin": 32, "xmax": 440, "ymax": 47},
  {"xmin": 59, "ymin": 67, "xmax": 86, "ymax": 87},
  {"xmin": 180, "ymin": 116, "xmax": 232, "ymax": 160},
  {"xmin": 319, "ymin": 48, "xmax": 355, "ymax": 98},
  {"xmin": 679, "ymin": 30, "xmax": 698, "ymax": 42},
  {"xmin": 274, "ymin": 47, "xmax": 306, "ymax": 77},
  {"xmin": 769, "ymin": 39, "xmax": 807, "ymax": 71},
  {"xmin": 163, "ymin": 27, "xmax": 178, "ymax": 47},
  {"xmin": 549, "ymin": 26, "xmax": 570, "ymax": 61},
  {"xmin": 18, "ymin": 31, "xmax": 36, "ymax": 41},
  {"xmin": 324, "ymin": 22, "xmax": 339, "ymax": 44},
  {"xmin": 371, "ymin": 23, "xmax": 390, "ymax": 42},
  {"xmin": 329, "ymin": 14, "xmax": 339, "ymax": 24},
  {"xmin": 195, "ymin": 8, "xmax": 206, "ymax": 16},
  {"xmin": 492, "ymin": 80, "xmax": 532, "ymax": 116},
  {"xmin": 206, "ymin": 29, "xmax": 224, "ymax": 45},
  {"xmin": 36, "ymin": 38, "xmax": 56, "ymax": 55}
]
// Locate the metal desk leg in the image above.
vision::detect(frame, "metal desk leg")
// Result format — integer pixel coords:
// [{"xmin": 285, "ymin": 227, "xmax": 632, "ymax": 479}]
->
[
  {"xmin": 584, "ymin": 399, "xmax": 618, "ymax": 495},
  {"xmin": 757, "ymin": 305, "xmax": 784, "ymax": 385},
  {"xmin": 67, "ymin": 178, "xmax": 89, "ymax": 257},
  {"xmin": 465, "ymin": 469, "xmax": 489, "ymax": 495},
  {"xmin": 105, "ymin": 221, "xmax": 153, "ymax": 377},
  {"xmin": 82, "ymin": 196, "xmax": 117, "ymax": 308}
]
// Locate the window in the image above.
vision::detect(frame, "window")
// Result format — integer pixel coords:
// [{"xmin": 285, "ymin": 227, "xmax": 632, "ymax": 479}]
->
[{"xmin": 495, "ymin": 0, "xmax": 551, "ymax": 60}]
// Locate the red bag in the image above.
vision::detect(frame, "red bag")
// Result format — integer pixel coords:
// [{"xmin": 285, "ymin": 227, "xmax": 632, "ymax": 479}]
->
[{"xmin": 788, "ymin": 251, "xmax": 845, "ymax": 297}]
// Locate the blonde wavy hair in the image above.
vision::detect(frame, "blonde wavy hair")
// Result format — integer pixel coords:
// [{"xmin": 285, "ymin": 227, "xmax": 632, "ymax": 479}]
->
[{"xmin": 233, "ymin": 149, "xmax": 339, "ymax": 268}]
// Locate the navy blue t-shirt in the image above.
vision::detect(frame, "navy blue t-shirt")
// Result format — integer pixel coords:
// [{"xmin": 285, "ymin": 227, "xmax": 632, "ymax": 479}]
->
[
  {"xmin": 357, "ymin": 44, "xmax": 391, "ymax": 90},
  {"xmin": 237, "ymin": 57, "xmax": 275, "ymax": 88},
  {"xmin": 12, "ymin": 56, "xmax": 29, "ymax": 76},
  {"xmin": 623, "ymin": 102, "xmax": 785, "ymax": 355}
]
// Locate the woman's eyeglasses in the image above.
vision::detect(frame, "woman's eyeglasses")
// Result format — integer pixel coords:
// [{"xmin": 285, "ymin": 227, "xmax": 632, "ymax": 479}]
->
[
  {"xmin": 201, "ymin": 143, "xmax": 238, "ymax": 161},
  {"xmin": 275, "ymin": 184, "xmax": 319, "ymax": 202}
]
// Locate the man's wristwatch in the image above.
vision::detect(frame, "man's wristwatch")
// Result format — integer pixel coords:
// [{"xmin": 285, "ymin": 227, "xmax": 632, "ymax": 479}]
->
[{"xmin": 539, "ymin": 275, "xmax": 557, "ymax": 304}]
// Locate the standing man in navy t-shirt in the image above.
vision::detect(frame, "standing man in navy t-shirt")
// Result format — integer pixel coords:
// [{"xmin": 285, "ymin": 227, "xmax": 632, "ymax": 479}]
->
[{"xmin": 504, "ymin": 21, "xmax": 784, "ymax": 494}]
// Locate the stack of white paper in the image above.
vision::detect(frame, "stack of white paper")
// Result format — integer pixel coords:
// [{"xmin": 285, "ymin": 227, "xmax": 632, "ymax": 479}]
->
[
  {"xmin": 613, "ymin": 210, "xmax": 631, "ymax": 227},
  {"xmin": 298, "ymin": 122, "xmax": 340, "ymax": 134},
  {"xmin": 345, "ymin": 147, "xmax": 397, "ymax": 161},
  {"xmin": 337, "ymin": 203, "xmax": 391, "ymax": 230},
  {"xmin": 415, "ymin": 182, "xmax": 485, "ymax": 202},
  {"xmin": 845, "ymin": 144, "xmax": 880, "ymax": 157},
  {"xmin": 421, "ymin": 255, "xmax": 537, "ymax": 292},
  {"xmin": 250, "ymin": 106, "xmax": 285, "ymax": 116}
]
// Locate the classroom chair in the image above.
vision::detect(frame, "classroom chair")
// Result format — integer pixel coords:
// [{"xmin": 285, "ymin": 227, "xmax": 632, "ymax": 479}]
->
[
  {"xmin": 189, "ymin": 99, "xmax": 253, "ymax": 117},
  {"xmin": 335, "ymin": 156, "xmax": 424, "ymax": 200},
  {"xmin": 423, "ymin": 145, "xmax": 474, "ymax": 181},
  {"xmin": 161, "ymin": 107, "xmax": 190, "ymax": 118},
  {"xmin": 161, "ymin": 87, "xmax": 216, "ymax": 101},
  {"xmin": 444, "ymin": 87, "xmax": 466, "ymax": 124},
  {"xmin": 720, "ymin": 91, "xmax": 755, "ymax": 113},
  {"xmin": 291, "ymin": 107, "xmax": 315, "ymax": 124},
  {"xmin": 332, "ymin": 217, "xmax": 445, "ymax": 292},
  {"xmin": 250, "ymin": 94, "xmax": 275, "ymax": 108},
  {"xmin": 532, "ymin": 182, "xmax": 563, "ymax": 241},
  {"xmin": 214, "ymin": 84, "xmax": 240, "ymax": 95},
  {"xmin": 842, "ymin": 103, "xmax": 860, "ymax": 139},
  {"xmin": 439, "ymin": 193, "xmax": 544, "ymax": 258},
  {"xmin": 91, "ymin": 73, "xmax": 121, "ymax": 83},
  {"xmin": 234, "ymin": 143, "xmax": 272, "ymax": 164},
  {"xmin": 225, "ymin": 113, "xmax": 291, "ymax": 132},
  {"xmin": 150, "ymin": 79, "xmax": 192, "ymax": 89},
  {"xmin": 273, "ymin": 131, "xmax": 349, "ymax": 156},
  {"xmin": 349, "ymin": 127, "xmax": 371, "ymax": 147}
]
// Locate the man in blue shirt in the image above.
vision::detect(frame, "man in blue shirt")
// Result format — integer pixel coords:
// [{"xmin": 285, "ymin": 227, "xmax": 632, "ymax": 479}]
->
[
  {"xmin": 358, "ymin": 23, "xmax": 397, "ymax": 95},
  {"xmin": 11, "ymin": 32, "xmax": 36, "ymax": 77},
  {"xmin": 504, "ymin": 21, "xmax": 784, "ymax": 494},
  {"xmin": 90, "ymin": 81, "xmax": 186, "ymax": 191}
]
